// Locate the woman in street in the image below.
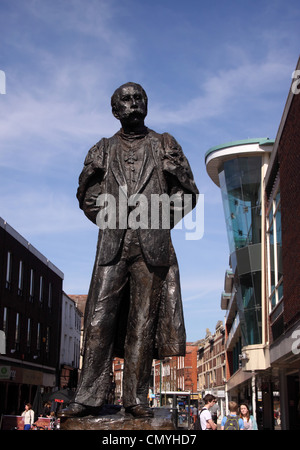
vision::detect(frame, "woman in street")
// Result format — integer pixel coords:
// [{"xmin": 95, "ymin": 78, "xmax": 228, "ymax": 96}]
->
[
  {"xmin": 239, "ymin": 403, "xmax": 258, "ymax": 430},
  {"xmin": 21, "ymin": 403, "xmax": 34, "ymax": 430}
]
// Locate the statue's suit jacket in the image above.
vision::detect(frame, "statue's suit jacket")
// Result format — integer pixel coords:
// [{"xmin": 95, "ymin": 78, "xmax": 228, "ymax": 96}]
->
[{"xmin": 77, "ymin": 128, "xmax": 199, "ymax": 358}]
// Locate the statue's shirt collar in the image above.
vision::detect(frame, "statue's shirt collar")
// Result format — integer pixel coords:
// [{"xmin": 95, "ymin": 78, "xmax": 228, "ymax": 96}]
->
[{"xmin": 117, "ymin": 127, "xmax": 149, "ymax": 142}]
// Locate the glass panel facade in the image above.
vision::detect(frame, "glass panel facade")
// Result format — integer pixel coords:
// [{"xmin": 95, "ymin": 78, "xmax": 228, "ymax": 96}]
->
[
  {"xmin": 232, "ymin": 338, "xmax": 242, "ymax": 373},
  {"xmin": 219, "ymin": 157, "xmax": 262, "ymax": 255},
  {"xmin": 237, "ymin": 272, "xmax": 262, "ymax": 345},
  {"xmin": 219, "ymin": 156, "xmax": 263, "ymax": 346}
]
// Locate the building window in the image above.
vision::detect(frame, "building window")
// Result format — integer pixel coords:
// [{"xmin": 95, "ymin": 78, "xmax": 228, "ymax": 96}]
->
[
  {"xmin": 48, "ymin": 283, "xmax": 52, "ymax": 309},
  {"xmin": 232, "ymin": 338, "xmax": 242, "ymax": 373},
  {"xmin": 45, "ymin": 327, "xmax": 50, "ymax": 354},
  {"xmin": 39, "ymin": 276, "xmax": 43, "ymax": 303},
  {"xmin": 18, "ymin": 260, "xmax": 24, "ymax": 295},
  {"xmin": 27, "ymin": 318, "xmax": 31, "ymax": 348},
  {"xmin": 238, "ymin": 271, "xmax": 262, "ymax": 345},
  {"xmin": 15, "ymin": 313, "xmax": 20, "ymax": 350},
  {"xmin": 267, "ymin": 185, "xmax": 283, "ymax": 310},
  {"xmin": 29, "ymin": 269, "xmax": 34, "ymax": 301},
  {"xmin": 6, "ymin": 252, "xmax": 12, "ymax": 289},
  {"xmin": 37, "ymin": 323, "xmax": 41, "ymax": 351},
  {"xmin": 3, "ymin": 307, "xmax": 7, "ymax": 333}
]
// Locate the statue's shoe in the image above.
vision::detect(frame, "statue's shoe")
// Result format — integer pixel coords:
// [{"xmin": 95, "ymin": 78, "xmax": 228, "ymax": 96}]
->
[
  {"xmin": 125, "ymin": 404, "xmax": 154, "ymax": 418},
  {"xmin": 59, "ymin": 402, "xmax": 103, "ymax": 418}
]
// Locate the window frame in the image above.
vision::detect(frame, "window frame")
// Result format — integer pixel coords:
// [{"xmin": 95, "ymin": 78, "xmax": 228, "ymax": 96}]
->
[{"xmin": 266, "ymin": 181, "xmax": 283, "ymax": 311}]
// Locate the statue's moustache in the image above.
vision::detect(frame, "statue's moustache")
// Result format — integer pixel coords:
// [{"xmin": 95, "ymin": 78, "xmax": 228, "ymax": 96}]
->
[{"xmin": 122, "ymin": 109, "xmax": 147, "ymax": 119}]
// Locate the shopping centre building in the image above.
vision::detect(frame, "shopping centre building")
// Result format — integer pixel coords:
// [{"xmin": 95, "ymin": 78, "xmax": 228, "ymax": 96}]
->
[{"xmin": 205, "ymin": 57, "xmax": 300, "ymax": 429}]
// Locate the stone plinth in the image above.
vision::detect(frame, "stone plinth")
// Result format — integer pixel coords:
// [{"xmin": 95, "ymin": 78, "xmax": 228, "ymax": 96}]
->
[{"xmin": 60, "ymin": 407, "xmax": 176, "ymax": 430}]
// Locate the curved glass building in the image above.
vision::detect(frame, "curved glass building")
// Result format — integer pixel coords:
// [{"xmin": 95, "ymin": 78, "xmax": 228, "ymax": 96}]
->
[
  {"xmin": 205, "ymin": 138, "xmax": 274, "ymax": 350},
  {"xmin": 205, "ymin": 57, "xmax": 300, "ymax": 430}
]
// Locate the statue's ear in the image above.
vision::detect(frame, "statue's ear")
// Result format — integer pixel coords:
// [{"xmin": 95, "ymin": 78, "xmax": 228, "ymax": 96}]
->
[{"xmin": 112, "ymin": 106, "xmax": 120, "ymax": 120}]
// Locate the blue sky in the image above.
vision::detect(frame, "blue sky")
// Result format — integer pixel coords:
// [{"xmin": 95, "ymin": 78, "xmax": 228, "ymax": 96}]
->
[{"xmin": 0, "ymin": 0, "xmax": 299, "ymax": 342}]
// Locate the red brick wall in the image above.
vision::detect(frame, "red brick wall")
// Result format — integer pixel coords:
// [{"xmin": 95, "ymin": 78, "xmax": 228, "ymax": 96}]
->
[
  {"xmin": 278, "ymin": 92, "xmax": 300, "ymax": 329},
  {"xmin": 185, "ymin": 344, "xmax": 198, "ymax": 390}
]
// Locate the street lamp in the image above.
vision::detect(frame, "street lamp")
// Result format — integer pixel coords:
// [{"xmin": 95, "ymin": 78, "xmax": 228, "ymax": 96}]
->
[{"xmin": 160, "ymin": 360, "xmax": 162, "ymax": 407}]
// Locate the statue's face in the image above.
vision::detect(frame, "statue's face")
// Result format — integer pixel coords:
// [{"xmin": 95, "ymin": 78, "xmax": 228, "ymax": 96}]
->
[{"xmin": 113, "ymin": 84, "xmax": 147, "ymax": 125}]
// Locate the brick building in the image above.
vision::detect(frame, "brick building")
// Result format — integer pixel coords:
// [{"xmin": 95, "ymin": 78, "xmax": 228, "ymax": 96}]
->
[
  {"xmin": 197, "ymin": 321, "xmax": 226, "ymax": 412},
  {"xmin": 0, "ymin": 218, "xmax": 63, "ymax": 415},
  {"xmin": 177, "ymin": 343, "xmax": 198, "ymax": 394},
  {"xmin": 59, "ymin": 293, "xmax": 82, "ymax": 389},
  {"xmin": 152, "ymin": 343, "xmax": 198, "ymax": 406},
  {"xmin": 68, "ymin": 294, "xmax": 87, "ymax": 374},
  {"xmin": 112, "ymin": 357, "xmax": 124, "ymax": 404},
  {"xmin": 265, "ymin": 56, "xmax": 300, "ymax": 430}
]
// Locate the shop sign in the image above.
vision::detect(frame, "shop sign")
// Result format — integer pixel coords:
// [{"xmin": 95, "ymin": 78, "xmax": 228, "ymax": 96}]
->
[
  {"xmin": 0, "ymin": 366, "xmax": 12, "ymax": 380},
  {"xmin": 22, "ymin": 368, "xmax": 43, "ymax": 385}
]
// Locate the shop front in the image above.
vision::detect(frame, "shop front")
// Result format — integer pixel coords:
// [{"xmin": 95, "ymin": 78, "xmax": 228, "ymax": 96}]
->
[{"xmin": 0, "ymin": 363, "xmax": 56, "ymax": 415}]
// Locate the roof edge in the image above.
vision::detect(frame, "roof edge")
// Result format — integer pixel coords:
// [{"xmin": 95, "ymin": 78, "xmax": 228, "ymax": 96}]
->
[{"xmin": 205, "ymin": 137, "xmax": 274, "ymax": 163}]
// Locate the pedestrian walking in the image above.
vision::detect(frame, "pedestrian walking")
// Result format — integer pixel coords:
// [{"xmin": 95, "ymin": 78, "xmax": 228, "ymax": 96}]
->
[
  {"xmin": 199, "ymin": 394, "xmax": 217, "ymax": 430},
  {"xmin": 221, "ymin": 401, "xmax": 244, "ymax": 430},
  {"xmin": 21, "ymin": 403, "xmax": 35, "ymax": 430},
  {"xmin": 41, "ymin": 401, "xmax": 51, "ymax": 417},
  {"xmin": 210, "ymin": 399, "xmax": 221, "ymax": 424},
  {"xmin": 192, "ymin": 405, "xmax": 198, "ymax": 423}
]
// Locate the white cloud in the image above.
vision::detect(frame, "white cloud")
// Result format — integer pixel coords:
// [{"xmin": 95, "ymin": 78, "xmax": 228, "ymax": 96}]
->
[
  {"xmin": 149, "ymin": 54, "xmax": 293, "ymax": 126},
  {"xmin": 0, "ymin": 0, "xmax": 135, "ymax": 171}
]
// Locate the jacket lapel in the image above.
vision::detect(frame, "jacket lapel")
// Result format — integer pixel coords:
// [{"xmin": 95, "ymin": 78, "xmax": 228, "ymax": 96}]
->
[
  {"xmin": 134, "ymin": 140, "xmax": 155, "ymax": 194},
  {"xmin": 110, "ymin": 141, "xmax": 128, "ymax": 197}
]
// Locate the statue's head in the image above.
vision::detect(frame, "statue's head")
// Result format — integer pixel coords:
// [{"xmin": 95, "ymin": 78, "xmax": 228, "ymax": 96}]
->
[{"xmin": 111, "ymin": 82, "xmax": 148, "ymax": 125}]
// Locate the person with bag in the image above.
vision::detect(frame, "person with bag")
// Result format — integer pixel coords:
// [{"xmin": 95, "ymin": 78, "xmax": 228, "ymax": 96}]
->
[
  {"xmin": 221, "ymin": 401, "xmax": 244, "ymax": 430},
  {"xmin": 199, "ymin": 394, "xmax": 218, "ymax": 430}
]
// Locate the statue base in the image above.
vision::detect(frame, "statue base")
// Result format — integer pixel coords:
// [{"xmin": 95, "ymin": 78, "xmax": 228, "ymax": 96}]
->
[{"xmin": 59, "ymin": 406, "xmax": 177, "ymax": 430}]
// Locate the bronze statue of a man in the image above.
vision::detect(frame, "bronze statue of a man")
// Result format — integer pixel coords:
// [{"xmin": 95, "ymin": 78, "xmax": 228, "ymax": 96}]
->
[{"xmin": 64, "ymin": 82, "xmax": 199, "ymax": 418}]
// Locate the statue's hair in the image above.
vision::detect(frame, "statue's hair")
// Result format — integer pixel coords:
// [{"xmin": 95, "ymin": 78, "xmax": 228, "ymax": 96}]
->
[{"xmin": 111, "ymin": 82, "xmax": 148, "ymax": 113}]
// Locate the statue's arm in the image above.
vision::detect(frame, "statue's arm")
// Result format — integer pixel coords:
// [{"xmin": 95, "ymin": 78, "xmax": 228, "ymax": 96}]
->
[
  {"xmin": 76, "ymin": 138, "xmax": 107, "ymax": 224},
  {"xmin": 161, "ymin": 133, "xmax": 199, "ymax": 224}
]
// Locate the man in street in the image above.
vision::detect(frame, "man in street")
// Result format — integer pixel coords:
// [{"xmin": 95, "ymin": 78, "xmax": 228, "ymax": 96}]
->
[
  {"xmin": 199, "ymin": 394, "xmax": 218, "ymax": 430},
  {"xmin": 63, "ymin": 82, "xmax": 199, "ymax": 419}
]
